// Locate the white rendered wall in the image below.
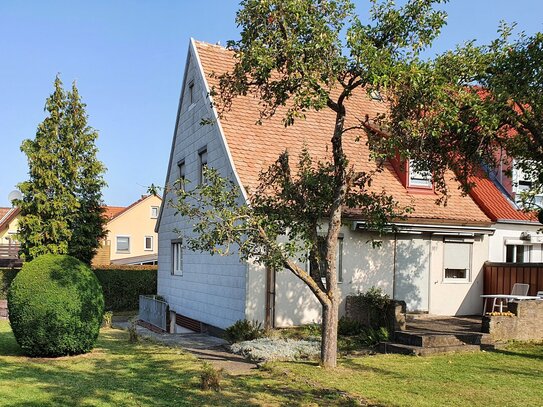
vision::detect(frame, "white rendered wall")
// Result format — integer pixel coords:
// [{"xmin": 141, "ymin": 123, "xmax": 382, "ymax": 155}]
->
[
  {"xmin": 488, "ymin": 222, "xmax": 543, "ymax": 263},
  {"xmin": 263, "ymin": 225, "xmax": 490, "ymax": 327},
  {"xmin": 157, "ymin": 44, "xmax": 247, "ymax": 330}
]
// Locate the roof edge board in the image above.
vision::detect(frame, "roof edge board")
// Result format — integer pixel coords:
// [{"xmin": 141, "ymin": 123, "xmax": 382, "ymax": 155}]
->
[{"xmin": 192, "ymin": 39, "xmax": 249, "ymax": 203}]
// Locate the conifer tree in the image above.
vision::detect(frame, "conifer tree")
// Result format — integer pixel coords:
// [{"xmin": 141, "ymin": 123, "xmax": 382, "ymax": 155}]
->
[{"xmin": 17, "ymin": 77, "xmax": 107, "ymax": 264}]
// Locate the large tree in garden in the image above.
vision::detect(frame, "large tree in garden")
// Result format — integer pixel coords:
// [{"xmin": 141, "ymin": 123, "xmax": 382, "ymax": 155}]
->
[
  {"xmin": 172, "ymin": 0, "xmax": 448, "ymax": 368},
  {"xmin": 379, "ymin": 26, "xmax": 543, "ymax": 209},
  {"xmin": 17, "ymin": 77, "xmax": 107, "ymax": 264}
]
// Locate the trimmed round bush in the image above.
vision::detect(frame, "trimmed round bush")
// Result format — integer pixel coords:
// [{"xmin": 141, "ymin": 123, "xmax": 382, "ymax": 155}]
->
[{"xmin": 8, "ymin": 254, "xmax": 104, "ymax": 357}]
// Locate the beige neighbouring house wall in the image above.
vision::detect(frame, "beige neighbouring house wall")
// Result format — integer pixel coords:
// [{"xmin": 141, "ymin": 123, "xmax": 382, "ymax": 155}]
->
[
  {"xmin": 103, "ymin": 195, "xmax": 162, "ymax": 263},
  {"xmin": 0, "ymin": 215, "xmax": 19, "ymax": 244}
]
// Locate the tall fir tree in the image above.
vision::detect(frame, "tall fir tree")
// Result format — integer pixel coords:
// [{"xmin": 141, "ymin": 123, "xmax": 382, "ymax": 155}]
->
[{"xmin": 17, "ymin": 76, "xmax": 107, "ymax": 264}]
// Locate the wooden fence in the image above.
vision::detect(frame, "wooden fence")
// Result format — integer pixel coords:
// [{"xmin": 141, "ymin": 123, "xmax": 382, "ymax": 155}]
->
[
  {"xmin": 483, "ymin": 262, "xmax": 543, "ymax": 296},
  {"xmin": 0, "ymin": 243, "xmax": 20, "ymax": 259}
]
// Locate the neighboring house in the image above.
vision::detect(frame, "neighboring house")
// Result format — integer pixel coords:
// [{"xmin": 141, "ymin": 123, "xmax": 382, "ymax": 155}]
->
[
  {"xmin": 156, "ymin": 39, "xmax": 495, "ymax": 331},
  {"xmin": 469, "ymin": 170, "xmax": 542, "ymax": 263},
  {"xmin": 93, "ymin": 195, "xmax": 162, "ymax": 266},
  {"xmin": 0, "ymin": 207, "xmax": 20, "ymax": 245}
]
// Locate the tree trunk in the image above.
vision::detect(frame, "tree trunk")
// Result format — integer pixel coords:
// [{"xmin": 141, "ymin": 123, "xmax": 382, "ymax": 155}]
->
[{"xmin": 321, "ymin": 293, "xmax": 339, "ymax": 368}]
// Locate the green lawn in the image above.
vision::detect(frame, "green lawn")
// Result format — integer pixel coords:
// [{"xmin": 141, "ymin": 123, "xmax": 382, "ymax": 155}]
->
[
  {"xmin": 0, "ymin": 321, "xmax": 352, "ymax": 406},
  {"xmin": 269, "ymin": 343, "xmax": 543, "ymax": 407},
  {"xmin": 2, "ymin": 320, "xmax": 543, "ymax": 407}
]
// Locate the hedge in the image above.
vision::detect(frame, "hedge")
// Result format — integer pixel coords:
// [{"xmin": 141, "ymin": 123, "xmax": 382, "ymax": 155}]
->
[
  {"xmin": 93, "ymin": 267, "xmax": 157, "ymax": 311},
  {"xmin": 1, "ymin": 266, "xmax": 157, "ymax": 311}
]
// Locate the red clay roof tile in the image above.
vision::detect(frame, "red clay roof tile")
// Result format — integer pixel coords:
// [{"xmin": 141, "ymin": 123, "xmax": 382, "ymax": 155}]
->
[{"xmin": 195, "ymin": 41, "xmax": 490, "ymax": 225}]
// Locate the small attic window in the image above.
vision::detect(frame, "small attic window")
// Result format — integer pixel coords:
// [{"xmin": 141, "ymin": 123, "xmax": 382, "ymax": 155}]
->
[
  {"xmin": 189, "ymin": 81, "xmax": 194, "ymax": 105},
  {"xmin": 370, "ymin": 90, "xmax": 383, "ymax": 101},
  {"xmin": 408, "ymin": 160, "xmax": 432, "ymax": 188}
]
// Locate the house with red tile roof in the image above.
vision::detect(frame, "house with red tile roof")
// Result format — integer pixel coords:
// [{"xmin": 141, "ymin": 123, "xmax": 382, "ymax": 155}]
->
[
  {"xmin": 156, "ymin": 39, "xmax": 497, "ymax": 330},
  {"xmin": 468, "ymin": 169, "xmax": 542, "ymax": 264},
  {"xmin": 93, "ymin": 195, "xmax": 162, "ymax": 266}
]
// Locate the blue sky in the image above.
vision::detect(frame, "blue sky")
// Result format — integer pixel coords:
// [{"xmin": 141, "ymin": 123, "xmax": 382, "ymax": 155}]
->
[{"xmin": 0, "ymin": 0, "xmax": 542, "ymax": 207}]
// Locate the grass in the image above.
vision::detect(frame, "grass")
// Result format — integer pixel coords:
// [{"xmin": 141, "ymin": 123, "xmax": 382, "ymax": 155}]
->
[
  {"xmin": 268, "ymin": 342, "xmax": 543, "ymax": 407},
  {"xmin": 0, "ymin": 321, "xmax": 355, "ymax": 406},
  {"xmin": 2, "ymin": 319, "xmax": 543, "ymax": 406}
]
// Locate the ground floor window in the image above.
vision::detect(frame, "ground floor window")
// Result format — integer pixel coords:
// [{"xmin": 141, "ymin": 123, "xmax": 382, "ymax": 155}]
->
[
  {"xmin": 443, "ymin": 241, "xmax": 472, "ymax": 282},
  {"xmin": 505, "ymin": 244, "xmax": 531, "ymax": 263},
  {"xmin": 171, "ymin": 240, "xmax": 183, "ymax": 276}
]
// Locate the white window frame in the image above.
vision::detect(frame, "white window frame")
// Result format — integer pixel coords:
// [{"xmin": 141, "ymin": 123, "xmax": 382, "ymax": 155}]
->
[
  {"xmin": 144, "ymin": 236, "xmax": 154, "ymax": 251},
  {"xmin": 505, "ymin": 242, "xmax": 531, "ymax": 263},
  {"xmin": 443, "ymin": 241, "xmax": 472, "ymax": 283},
  {"xmin": 408, "ymin": 160, "xmax": 432, "ymax": 188},
  {"xmin": 198, "ymin": 148, "xmax": 208, "ymax": 184},
  {"xmin": 177, "ymin": 160, "xmax": 186, "ymax": 191},
  {"xmin": 306, "ymin": 235, "xmax": 344, "ymax": 284},
  {"xmin": 116, "ymin": 235, "xmax": 131, "ymax": 253},
  {"xmin": 150, "ymin": 206, "xmax": 159, "ymax": 219},
  {"xmin": 171, "ymin": 240, "xmax": 183, "ymax": 276}
]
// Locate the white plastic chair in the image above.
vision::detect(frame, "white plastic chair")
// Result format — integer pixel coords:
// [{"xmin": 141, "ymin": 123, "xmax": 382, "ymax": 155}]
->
[
  {"xmin": 536, "ymin": 291, "xmax": 543, "ymax": 300},
  {"xmin": 511, "ymin": 283, "xmax": 530, "ymax": 296},
  {"xmin": 492, "ymin": 283, "xmax": 530, "ymax": 312}
]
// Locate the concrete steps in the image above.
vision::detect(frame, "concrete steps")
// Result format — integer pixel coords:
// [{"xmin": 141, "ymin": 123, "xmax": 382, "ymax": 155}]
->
[{"xmin": 379, "ymin": 330, "xmax": 493, "ymax": 356}]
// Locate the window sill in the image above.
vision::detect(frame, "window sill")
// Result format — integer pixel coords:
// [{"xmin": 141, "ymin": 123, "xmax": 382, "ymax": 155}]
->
[
  {"xmin": 442, "ymin": 279, "xmax": 471, "ymax": 284},
  {"xmin": 144, "ymin": 248, "xmax": 153, "ymax": 252},
  {"xmin": 116, "ymin": 251, "xmax": 130, "ymax": 254}
]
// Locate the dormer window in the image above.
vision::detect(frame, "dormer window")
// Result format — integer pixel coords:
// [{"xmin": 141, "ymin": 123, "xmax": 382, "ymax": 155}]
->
[{"xmin": 408, "ymin": 160, "xmax": 432, "ymax": 188}]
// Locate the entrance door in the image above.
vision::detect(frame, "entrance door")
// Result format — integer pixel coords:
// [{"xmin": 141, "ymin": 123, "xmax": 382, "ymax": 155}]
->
[{"xmin": 393, "ymin": 236, "xmax": 430, "ymax": 312}]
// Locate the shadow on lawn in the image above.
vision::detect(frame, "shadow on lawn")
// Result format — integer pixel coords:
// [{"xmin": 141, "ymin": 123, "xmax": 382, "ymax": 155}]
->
[
  {"xmin": 0, "ymin": 328, "xmax": 356, "ymax": 406},
  {"xmin": 0, "ymin": 328, "xmax": 24, "ymax": 357}
]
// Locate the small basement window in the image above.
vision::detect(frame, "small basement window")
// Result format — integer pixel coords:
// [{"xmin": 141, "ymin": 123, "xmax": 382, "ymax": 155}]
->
[{"xmin": 443, "ymin": 241, "xmax": 471, "ymax": 282}]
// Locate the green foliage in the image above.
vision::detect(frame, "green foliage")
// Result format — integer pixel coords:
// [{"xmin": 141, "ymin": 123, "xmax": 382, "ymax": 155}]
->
[
  {"xmin": 359, "ymin": 286, "xmax": 390, "ymax": 310},
  {"xmin": 7, "ymin": 254, "xmax": 104, "ymax": 357},
  {"xmin": 128, "ymin": 317, "xmax": 139, "ymax": 343},
  {"xmin": 224, "ymin": 319, "xmax": 264, "ymax": 344},
  {"xmin": 381, "ymin": 24, "xmax": 543, "ymax": 204},
  {"xmin": 16, "ymin": 76, "xmax": 107, "ymax": 264},
  {"xmin": 0, "ymin": 268, "xmax": 18, "ymax": 300},
  {"xmin": 338, "ymin": 316, "xmax": 364, "ymax": 336},
  {"xmin": 102, "ymin": 311, "xmax": 113, "ymax": 328},
  {"xmin": 200, "ymin": 362, "xmax": 223, "ymax": 392},
  {"xmin": 358, "ymin": 326, "xmax": 389, "ymax": 347},
  {"xmin": 93, "ymin": 268, "xmax": 157, "ymax": 312},
  {"xmin": 174, "ymin": 0, "xmax": 449, "ymax": 368}
]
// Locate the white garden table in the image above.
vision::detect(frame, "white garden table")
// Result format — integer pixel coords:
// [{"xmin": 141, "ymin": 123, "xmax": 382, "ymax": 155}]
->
[{"xmin": 480, "ymin": 294, "xmax": 540, "ymax": 315}]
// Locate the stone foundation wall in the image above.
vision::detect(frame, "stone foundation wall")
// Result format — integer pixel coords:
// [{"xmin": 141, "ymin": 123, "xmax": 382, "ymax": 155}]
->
[
  {"xmin": 345, "ymin": 296, "xmax": 406, "ymax": 331},
  {"xmin": 482, "ymin": 300, "xmax": 543, "ymax": 341}
]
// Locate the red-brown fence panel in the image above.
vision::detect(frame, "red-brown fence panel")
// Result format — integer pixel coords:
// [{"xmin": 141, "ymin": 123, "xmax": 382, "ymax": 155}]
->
[{"xmin": 484, "ymin": 262, "xmax": 543, "ymax": 296}]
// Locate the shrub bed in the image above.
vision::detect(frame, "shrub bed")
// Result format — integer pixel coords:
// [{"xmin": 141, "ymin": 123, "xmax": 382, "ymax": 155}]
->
[
  {"xmin": 230, "ymin": 338, "xmax": 320, "ymax": 362},
  {"xmin": 8, "ymin": 254, "xmax": 104, "ymax": 357}
]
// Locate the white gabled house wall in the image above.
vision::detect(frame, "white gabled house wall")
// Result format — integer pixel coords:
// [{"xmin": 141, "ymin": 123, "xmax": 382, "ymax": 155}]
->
[{"xmin": 157, "ymin": 39, "xmax": 249, "ymax": 329}]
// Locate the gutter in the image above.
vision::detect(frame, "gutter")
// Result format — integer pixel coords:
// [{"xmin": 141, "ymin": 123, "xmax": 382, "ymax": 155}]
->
[{"xmin": 351, "ymin": 220, "xmax": 495, "ymax": 236}]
